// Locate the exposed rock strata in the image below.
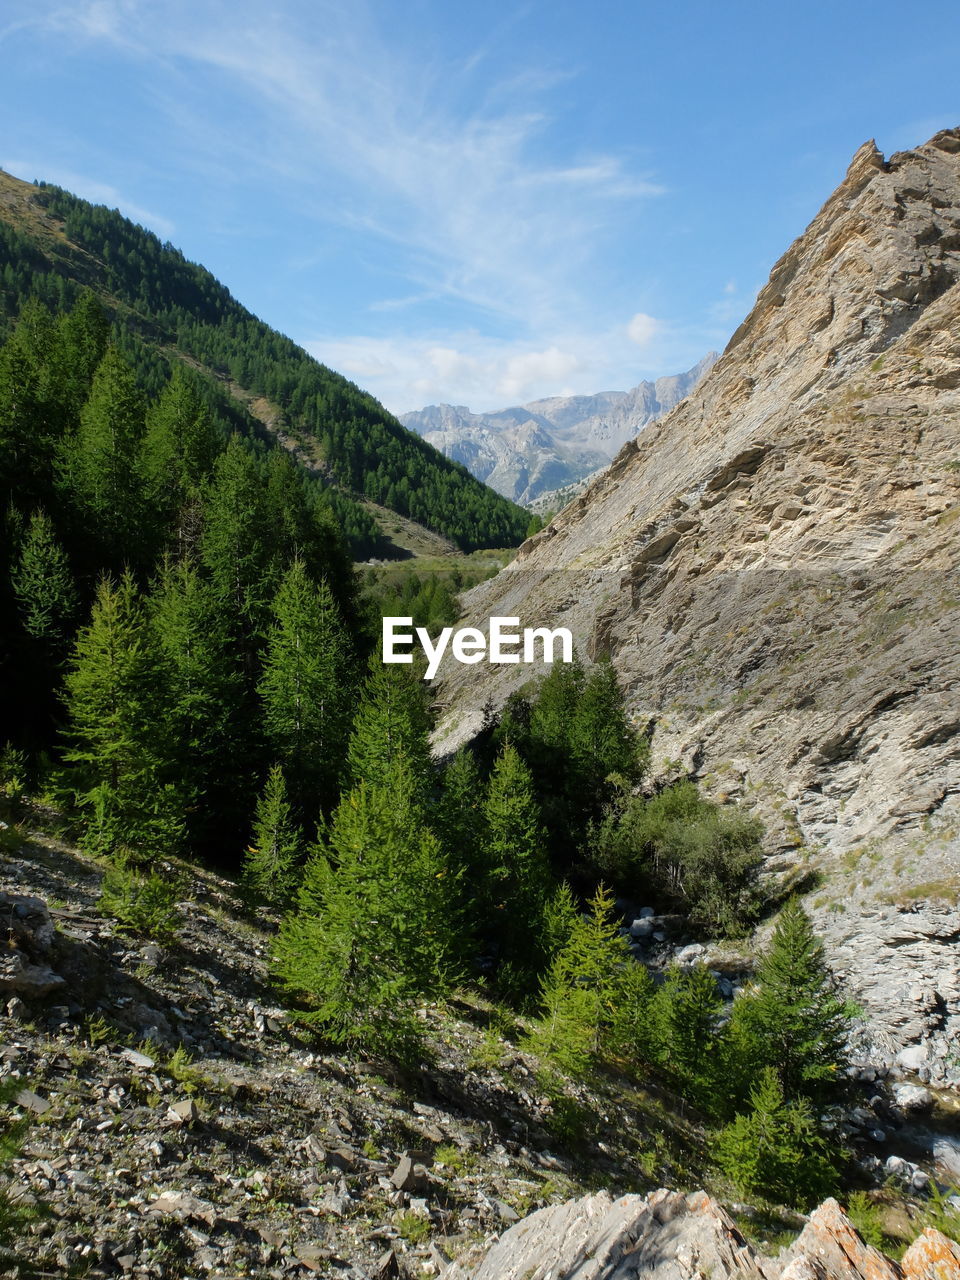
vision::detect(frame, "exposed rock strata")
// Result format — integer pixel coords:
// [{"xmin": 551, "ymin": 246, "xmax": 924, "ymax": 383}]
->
[{"xmin": 443, "ymin": 1190, "xmax": 960, "ymax": 1280}]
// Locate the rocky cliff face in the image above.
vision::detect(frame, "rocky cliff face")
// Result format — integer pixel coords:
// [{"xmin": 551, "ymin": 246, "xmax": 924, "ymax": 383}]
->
[
  {"xmin": 434, "ymin": 130, "xmax": 960, "ymax": 1077},
  {"xmin": 400, "ymin": 355, "xmax": 716, "ymax": 506}
]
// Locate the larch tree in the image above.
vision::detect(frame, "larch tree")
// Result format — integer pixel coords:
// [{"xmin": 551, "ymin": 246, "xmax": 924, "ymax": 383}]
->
[{"xmin": 259, "ymin": 558, "xmax": 355, "ymax": 819}]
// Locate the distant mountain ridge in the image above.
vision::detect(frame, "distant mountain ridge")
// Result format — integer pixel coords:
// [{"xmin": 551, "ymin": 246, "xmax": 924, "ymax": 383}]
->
[{"xmin": 401, "ymin": 353, "xmax": 718, "ymax": 506}]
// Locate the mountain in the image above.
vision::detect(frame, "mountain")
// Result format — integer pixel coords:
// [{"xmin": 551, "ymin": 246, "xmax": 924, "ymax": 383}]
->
[
  {"xmin": 0, "ymin": 170, "xmax": 530, "ymax": 554},
  {"xmin": 400, "ymin": 353, "xmax": 717, "ymax": 506},
  {"xmin": 435, "ymin": 130, "xmax": 960, "ymax": 1078}
]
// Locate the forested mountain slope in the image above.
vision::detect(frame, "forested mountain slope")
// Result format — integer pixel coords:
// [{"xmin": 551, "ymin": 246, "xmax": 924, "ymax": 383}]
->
[{"xmin": 0, "ymin": 169, "xmax": 529, "ymax": 554}]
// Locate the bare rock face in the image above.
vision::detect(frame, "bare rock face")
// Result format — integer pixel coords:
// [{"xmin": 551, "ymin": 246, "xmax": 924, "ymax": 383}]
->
[
  {"xmin": 434, "ymin": 129, "xmax": 960, "ymax": 1072},
  {"xmin": 777, "ymin": 1199, "xmax": 903, "ymax": 1280},
  {"xmin": 442, "ymin": 1192, "xmax": 960, "ymax": 1280},
  {"xmin": 443, "ymin": 1188, "xmax": 768, "ymax": 1280},
  {"xmin": 900, "ymin": 1227, "xmax": 960, "ymax": 1279}
]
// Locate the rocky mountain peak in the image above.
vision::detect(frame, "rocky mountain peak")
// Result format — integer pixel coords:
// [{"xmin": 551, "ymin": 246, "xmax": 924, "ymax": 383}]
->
[{"xmin": 400, "ymin": 355, "xmax": 717, "ymax": 506}]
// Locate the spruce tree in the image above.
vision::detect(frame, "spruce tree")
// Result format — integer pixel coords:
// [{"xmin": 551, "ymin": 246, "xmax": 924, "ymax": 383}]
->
[
  {"xmin": 58, "ymin": 345, "xmax": 148, "ymax": 568},
  {"xmin": 259, "ymin": 559, "xmax": 355, "ymax": 818},
  {"xmin": 648, "ymin": 962, "xmax": 724, "ymax": 1106},
  {"xmin": 63, "ymin": 572, "xmax": 183, "ymax": 859},
  {"xmin": 149, "ymin": 558, "xmax": 249, "ymax": 852},
  {"xmin": 140, "ymin": 366, "xmax": 221, "ymax": 542},
  {"xmin": 437, "ymin": 748, "xmax": 487, "ymax": 884},
  {"xmin": 533, "ymin": 883, "xmax": 653, "ymax": 1076},
  {"xmin": 0, "ymin": 303, "xmax": 59, "ymax": 509},
  {"xmin": 49, "ymin": 290, "xmax": 110, "ymax": 424},
  {"xmin": 568, "ymin": 659, "xmax": 646, "ymax": 800},
  {"xmin": 727, "ymin": 899, "xmax": 850, "ymax": 1105},
  {"xmin": 241, "ymin": 764, "xmax": 303, "ymax": 909},
  {"xmin": 200, "ymin": 435, "xmax": 277, "ymax": 639},
  {"xmin": 274, "ymin": 755, "xmax": 455, "ymax": 1053}
]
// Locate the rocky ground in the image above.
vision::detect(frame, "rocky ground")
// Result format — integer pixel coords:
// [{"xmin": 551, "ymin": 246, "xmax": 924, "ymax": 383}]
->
[{"xmin": 2, "ymin": 811, "xmax": 959, "ymax": 1280}]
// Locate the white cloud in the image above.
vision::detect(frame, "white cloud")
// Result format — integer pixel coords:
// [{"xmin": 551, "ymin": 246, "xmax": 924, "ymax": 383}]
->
[
  {"xmin": 627, "ymin": 312, "xmax": 659, "ymax": 347},
  {"xmin": 499, "ymin": 347, "xmax": 583, "ymax": 400},
  {"xmin": 309, "ymin": 323, "xmax": 706, "ymax": 415}
]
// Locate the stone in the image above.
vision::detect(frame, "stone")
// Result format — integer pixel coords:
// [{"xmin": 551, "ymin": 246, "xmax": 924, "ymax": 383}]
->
[
  {"xmin": 389, "ymin": 1155, "xmax": 431, "ymax": 1193},
  {"xmin": 892, "ymin": 1084, "xmax": 935, "ymax": 1113},
  {"xmin": 15, "ymin": 1088, "xmax": 50, "ymax": 1115},
  {"xmin": 901, "ymin": 1228, "xmax": 960, "ymax": 1279},
  {"xmin": 0, "ymin": 954, "xmax": 66, "ymax": 998},
  {"xmin": 120, "ymin": 1048, "xmax": 156, "ymax": 1069},
  {"xmin": 167, "ymin": 1098, "xmax": 199, "ymax": 1124}
]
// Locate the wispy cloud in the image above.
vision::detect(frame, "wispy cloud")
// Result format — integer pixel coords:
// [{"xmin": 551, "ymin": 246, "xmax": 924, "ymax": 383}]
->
[{"xmin": 12, "ymin": 0, "xmax": 663, "ymax": 334}]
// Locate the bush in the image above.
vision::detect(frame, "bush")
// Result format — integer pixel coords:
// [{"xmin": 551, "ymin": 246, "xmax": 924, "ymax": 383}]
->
[
  {"xmin": 712, "ymin": 1067, "xmax": 837, "ymax": 1208},
  {"xmin": 99, "ymin": 854, "xmax": 182, "ymax": 940},
  {"xmin": 590, "ymin": 780, "xmax": 764, "ymax": 935}
]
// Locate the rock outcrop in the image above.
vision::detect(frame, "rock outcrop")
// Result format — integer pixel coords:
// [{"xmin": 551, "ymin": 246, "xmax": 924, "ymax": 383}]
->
[
  {"xmin": 0, "ymin": 889, "xmax": 66, "ymax": 1000},
  {"xmin": 442, "ymin": 1190, "xmax": 960, "ymax": 1280},
  {"xmin": 401, "ymin": 355, "xmax": 717, "ymax": 506},
  {"xmin": 433, "ymin": 129, "xmax": 960, "ymax": 1075}
]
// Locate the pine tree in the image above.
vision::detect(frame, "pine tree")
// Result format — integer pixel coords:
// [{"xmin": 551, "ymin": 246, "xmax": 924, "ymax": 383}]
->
[
  {"xmin": 241, "ymin": 764, "xmax": 303, "ymax": 909},
  {"xmin": 532, "ymin": 883, "xmax": 653, "ymax": 1077},
  {"xmin": 274, "ymin": 755, "xmax": 455, "ymax": 1054},
  {"xmin": 436, "ymin": 747, "xmax": 487, "ymax": 884},
  {"xmin": 140, "ymin": 366, "xmax": 221, "ymax": 540},
  {"xmin": 149, "ymin": 558, "xmax": 249, "ymax": 853},
  {"xmin": 259, "ymin": 559, "xmax": 355, "ymax": 818},
  {"xmin": 712, "ymin": 1067, "xmax": 837, "ymax": 1208},
  {"xmin": 63, "ymin": 572, "xmax": 183, "ymax": 859},
  {"xmin": 0, "ymin": 303, "xmax": 58, "ymax": 509},
  {"xmin": 482, "ymin": 744, "xmax": 553, "ymax": 990},
  {"xmin": 200, "ymin": 435, "xmax": 277, "ymax": 639},
  {"xmin": 58, "ymin": 345, "xmax": 148, "ymax": 568},
  {"xmin": 568, "ymin": 659, "xmax": 646, "ymax": 800},
  {"xmin": 49, "ymin": 289, "xmax": 110, "ymax": 424},
  {"xmin": 726, "ymin": 899, "xmax": 851, "ymax": 1105},
  {"xmin": 346, "ymin": 660, "xmax": 432, "ymax": 796},
  {"xmin": 648, "ymin": 962, "xmax": 723, "ymax": 1106},
  {"xmin": 11, "ymin": 510, "xmax": 78, "ymax": 651}
]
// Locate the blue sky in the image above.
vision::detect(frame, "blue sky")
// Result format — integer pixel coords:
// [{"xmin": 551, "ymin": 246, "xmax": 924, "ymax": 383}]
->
[{"xmin": 1, "ymin": 1, "xmax": 957, "ymax": 414}]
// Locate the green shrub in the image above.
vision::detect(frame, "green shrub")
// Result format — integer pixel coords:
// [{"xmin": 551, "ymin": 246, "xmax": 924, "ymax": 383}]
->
[
  {"xmin": 589, "ymin": 781, "xmax": 764, "ymax": 935},
  {"xmin": 0, "ymin": 1077, "xmax": 40, "ymax": 1263},
  {"xmin": 99, "ymin": 854, "xmax": 182, "ymax": 940}
]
